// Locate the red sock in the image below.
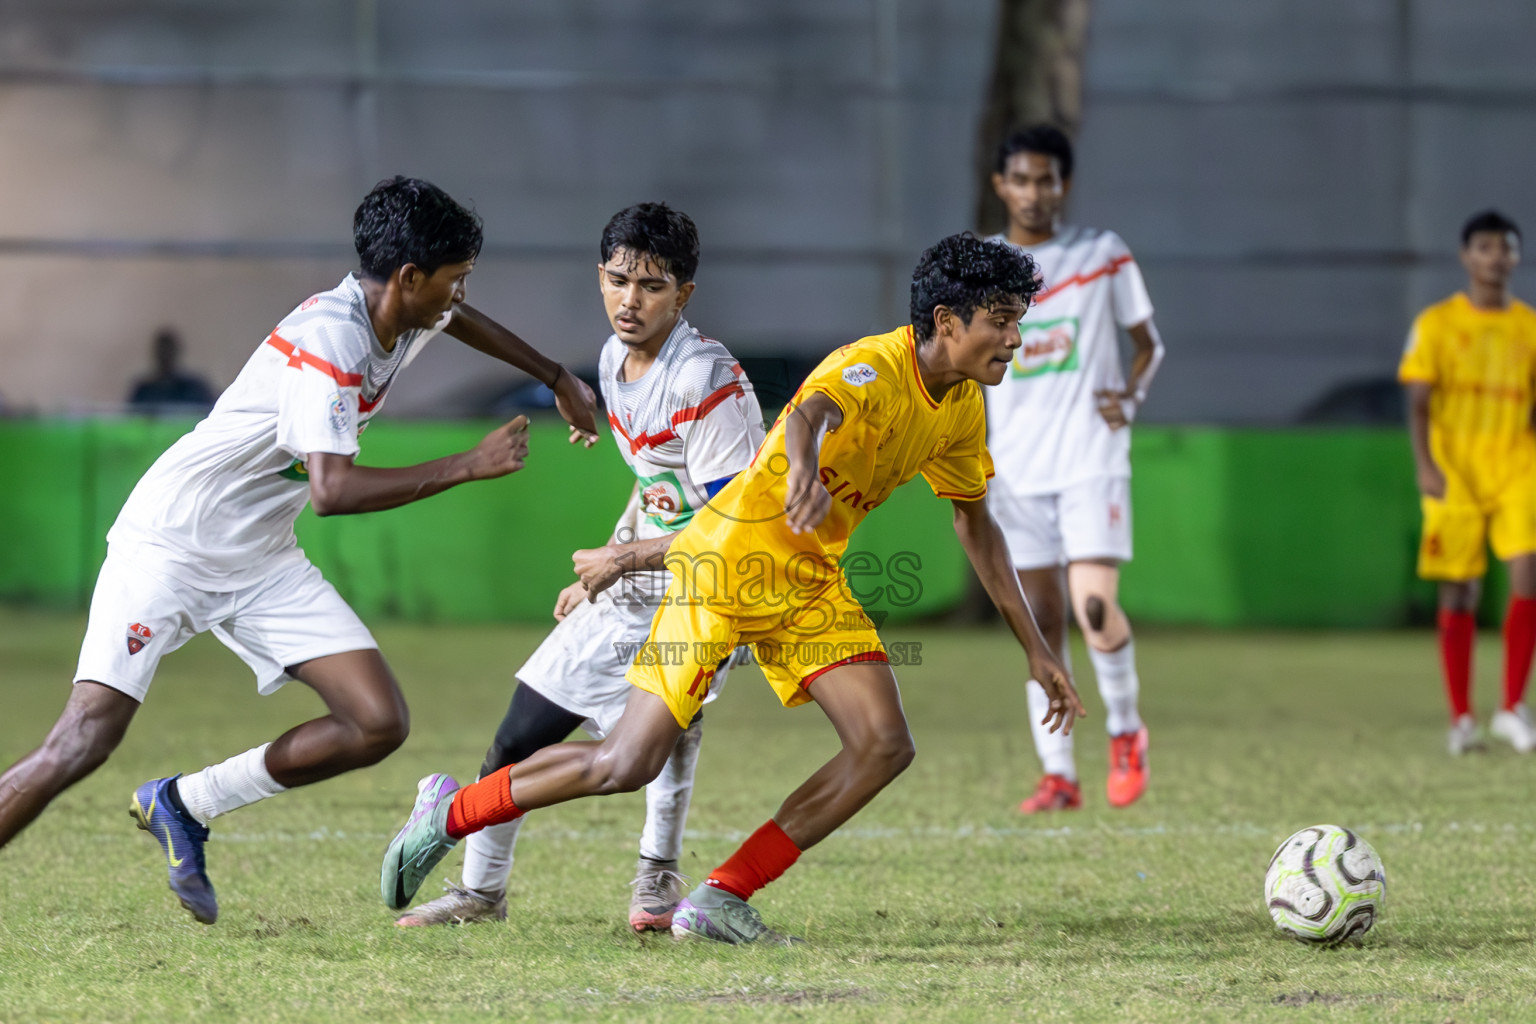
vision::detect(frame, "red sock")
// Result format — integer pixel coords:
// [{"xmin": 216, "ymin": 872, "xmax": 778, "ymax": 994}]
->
[
  {"xmin": 706, "ymin": 820, "xmax": 802, "ymax": 901},
  {"xmin": 445, "ymin": 765, "xmax": 522, "ymax": 839},
  {"xmin": 1503, "ymin": 597, "xmax": 1536, "ymax": 711},
  {"xmin": 1438, "ymin": 609, "xmax": 1476, "ymax": 720}
]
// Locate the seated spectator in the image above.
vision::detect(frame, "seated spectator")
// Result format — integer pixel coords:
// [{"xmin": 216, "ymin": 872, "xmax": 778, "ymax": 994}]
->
[{"xmin": 128, "ymin": 328, "xmax": 216, "ymax": 412}]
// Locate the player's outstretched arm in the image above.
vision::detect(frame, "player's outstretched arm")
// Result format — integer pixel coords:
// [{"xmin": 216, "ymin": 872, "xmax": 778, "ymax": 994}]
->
[
  {"xmin": 951, "ymin": 497, "xmax": 1085, "ymax": 734},
  {"xmin": 1405, "ymin": 383, "xmax": 1446, "ymax": 499},
  {"xmin": 783, "ymin": 391, "xmax": 843, "ymax": 534},
  {"xmin": 1096, "ymin": 318, "xmax": 1165, "ymax": 430},
  {"xmin": 307, "ymin": 416, "xmax": 529, "ymax": 516},
  {"xmin": 444, "ymin": 303, "xmax": 601, "ymax": 445}
]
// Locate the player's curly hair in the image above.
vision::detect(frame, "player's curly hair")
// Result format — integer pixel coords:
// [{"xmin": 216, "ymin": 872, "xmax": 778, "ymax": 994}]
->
[
  {"xmin": 1461, "ymin": 209, "xmax": 1521, "ymax": 247},
  {"xmin": 995, "ymin": 124, "xmax": 1074, "ymax": 179},
  {"xmin": 910, "ymin": 234, "xmax": 1040, "ymax": 344},
  {"xmin": 600, "ymin": 202, "xmax": 700, "ymax": 283},
  {"xmin": 354, "ymin": 176, "xmax": 484, "ymax": 281}
]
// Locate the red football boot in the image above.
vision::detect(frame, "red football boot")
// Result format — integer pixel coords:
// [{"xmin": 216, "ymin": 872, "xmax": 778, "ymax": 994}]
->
[
  {"xmin": 1106, "ymin": 726, "xmax": 1149, "ymax": 808},
  {"xmin": 1018, "ymin": 773, "xmax": 1082, "ymax": 814}
]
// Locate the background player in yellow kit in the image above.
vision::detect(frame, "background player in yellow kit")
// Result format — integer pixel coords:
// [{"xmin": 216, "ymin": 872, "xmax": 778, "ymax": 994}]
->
[
  {"xmin": 1400, "ymin": 210, "xmax": 1536, "ymax": 755},
  {"xmin": 381, "ymin": 233, "xmax": 1084, "ymax": 943}
]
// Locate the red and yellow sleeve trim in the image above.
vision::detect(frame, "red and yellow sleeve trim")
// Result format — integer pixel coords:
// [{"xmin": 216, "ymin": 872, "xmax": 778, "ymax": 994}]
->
[
  {"xmin": 931, "ymin": 468, "xmax": 993, "ymax": 502},
  {"xmin": 933, "ymin": 486, "xmax": 990, "ymax": 501}
]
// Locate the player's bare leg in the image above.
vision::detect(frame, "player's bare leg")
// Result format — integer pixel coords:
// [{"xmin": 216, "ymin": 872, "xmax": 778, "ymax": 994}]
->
[
  {"xmin": 1015, "ymin": 566, "xmax": 1080, "ymax": 812},
  {"xmin": 501, "ymin": 690, "xmax": 683, "ymax": 807},
  {"xmin": 1068, "ymin": 559, "xmax": 1147, "ymax": 806},
  {"xmin": 0, "ymin": 682, "xmax": 138, "ymax": 849},
  {"xmin": 671, "ymin": 659, "xmax": 915, "ymax": 944},
  {"xmin": 1492, "ymin": 553, "xmax": 1536, "ymax": 752},
  {"xmin": 264, "ymin": 649, "xmax": 411, "ymax": 785},
  {"xmin": 129, "ymin": 648, "xmax": 410, "ymax": 924},
  {"xmin": 1437, "ymin": 577, "xmax": 1483, "ymax": 754},
  {"xmin": 770, "ymin": 660, "xmax": 915, "ymax": 846}
]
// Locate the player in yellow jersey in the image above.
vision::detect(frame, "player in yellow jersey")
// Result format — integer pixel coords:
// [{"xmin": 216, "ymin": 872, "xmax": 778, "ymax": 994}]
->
[
  {"xmin": 381, "ymin": 234, "xmax": 1084, "ymax": 942},
  {"xmin": 1399, "ymin": 210, "xmax": 1536, "ymax": 755}
]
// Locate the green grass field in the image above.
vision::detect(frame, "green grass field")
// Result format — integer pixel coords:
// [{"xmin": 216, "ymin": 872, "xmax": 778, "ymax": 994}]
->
[{"xmin": 3, "ymin": 610, "xmax": 1535, "ymax": 1023}]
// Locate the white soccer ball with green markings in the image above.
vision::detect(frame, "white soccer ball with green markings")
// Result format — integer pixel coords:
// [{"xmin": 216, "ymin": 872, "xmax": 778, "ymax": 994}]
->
[{"xmin": 1264, "ymin": 825, "xmax": 1385, "ymax": 945}]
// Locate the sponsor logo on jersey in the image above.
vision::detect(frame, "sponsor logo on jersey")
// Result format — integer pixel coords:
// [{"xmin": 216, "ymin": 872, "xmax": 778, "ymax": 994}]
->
[
  {"xmin": 818, "ymin": 466, "xmax": 881, "ymax": 511},
  {"xmin": 1011, "ymin": 317, "xmax": 1080, "ymax": 378},
  {"xmin": 328, "ymin": 392, "xmax": 350, "ymax": 433},
  {"xmin": 639, "ymin": 469, "xmax": 694, "ymax": 530},
  {"xmin": 126, "ymin": 621, "xmax": 154, "ymax": 656},
  {"xmin": 842, "ymin": 363, "xmax": 878, "ymax": 387}
]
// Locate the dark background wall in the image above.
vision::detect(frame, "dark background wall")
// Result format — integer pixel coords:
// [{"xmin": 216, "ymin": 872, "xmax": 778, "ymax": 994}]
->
[
  {"xmin": 1072, "ymin": 0, "xmax": 1536, "ymax": 423},
  {"xmin": 0, "ymin": 0, "xmax": 994, "ymax": 415},
  {"xmin": 1, "ymin": 1, "xmax": 1534, "ymax": 423}
]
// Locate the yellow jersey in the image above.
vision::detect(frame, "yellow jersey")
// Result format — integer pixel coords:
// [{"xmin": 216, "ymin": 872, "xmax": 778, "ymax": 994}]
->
[
  {"xmin": 670, "ymin": 326, "xmax": 993, "ymax": 605},
  {"xmin": 1399, "ymin": 292, "xmax": 1536, "ymax": 495}
]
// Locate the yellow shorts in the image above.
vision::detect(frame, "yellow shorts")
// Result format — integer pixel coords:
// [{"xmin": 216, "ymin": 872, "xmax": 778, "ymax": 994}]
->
[
  {"xmin": 626, "ymin": 580, "xmax": 888, "ymax": 729},
  {"xmin": 1419, "ymin": 475, "xmax": 1536, "ymax": 580}
]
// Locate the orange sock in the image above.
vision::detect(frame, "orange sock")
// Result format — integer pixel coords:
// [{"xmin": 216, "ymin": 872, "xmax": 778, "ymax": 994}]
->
[
  {"xmin": 445, "ymin": 765, "xmax": 522, "ymax": 839},
  {"xmin": 705, "ymin": 819, "xmax": 802, "ymax": 900}
]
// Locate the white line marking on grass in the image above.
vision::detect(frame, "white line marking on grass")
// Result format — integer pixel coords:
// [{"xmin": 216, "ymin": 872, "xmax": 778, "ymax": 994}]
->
[{"xmin": 160, "ymin": 819, "xmax": 1516, "ymax": 845}]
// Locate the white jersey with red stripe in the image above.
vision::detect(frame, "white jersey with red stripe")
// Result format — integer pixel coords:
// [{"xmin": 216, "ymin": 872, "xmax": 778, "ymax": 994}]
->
[
  {"xmin": 986, "ymin": 225, "xmax": 1154, "ymax": 494},
  {"xmin": 599, "ymin": 318, "xmax": 765, "ymax": 542},
  {"xmin": 107, "ymin": 273, "xmax": 449, "ymax": 590}
]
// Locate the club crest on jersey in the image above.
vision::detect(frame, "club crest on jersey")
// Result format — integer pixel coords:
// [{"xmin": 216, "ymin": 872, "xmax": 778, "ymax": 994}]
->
[
  {"xmin": 842, "ymin": 363, "xmax": 878, "ymax": 387},
  {"xmin": 1012, "ymin": 316, "xmax": 1080, "ymax": 378},
  {"xmin": 125, "ymin": 622, "xmax": 154, "ymax": 656},
  {"xmin": 327, "ymin": 392, "xmax": 350, "ymax": 433},
  {"xmin": 638, "ymin": 470, "xmax": 693, "ymax": 530}
]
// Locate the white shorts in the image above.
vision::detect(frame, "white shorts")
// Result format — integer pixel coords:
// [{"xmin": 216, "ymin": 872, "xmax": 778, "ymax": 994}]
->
[
  {"xmin": 517, "ymin": 573, "xmax": 736, "ymax": 738},
  {"xmin": 991, "ymin": 475, "xmax": 1133, "ymax": 570},
  {"xmin": 75, "ymin": 547, "xmax": 378, "ymax": 702}
]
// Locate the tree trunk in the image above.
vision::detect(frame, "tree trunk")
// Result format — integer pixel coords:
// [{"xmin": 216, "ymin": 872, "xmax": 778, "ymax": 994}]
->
[{"xmin": 974, "ymin": 0, "xmax": 1092, "ymax": 235}]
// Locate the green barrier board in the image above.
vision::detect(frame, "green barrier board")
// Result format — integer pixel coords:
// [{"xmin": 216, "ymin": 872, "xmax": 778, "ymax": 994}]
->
[
  {"xmin": 0, "ymin": 417, "xmax": 964, "ymax": 624},
  {"xmin": 0, "ymin": 418, "xmax": 1479, "ymax": 627}
]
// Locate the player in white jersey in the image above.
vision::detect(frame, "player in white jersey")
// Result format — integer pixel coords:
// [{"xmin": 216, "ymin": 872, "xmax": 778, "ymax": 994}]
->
[
  {"xmin": 0, "ymin": 177, "xmax": 601, "ymax": 924},
  {"xmin": 987, "ymin": 126, "xmax": 1166, "ymax": 813},
  {"xmin": 392, "ymin": 203, "xmax": 765, "ymax": 932}
]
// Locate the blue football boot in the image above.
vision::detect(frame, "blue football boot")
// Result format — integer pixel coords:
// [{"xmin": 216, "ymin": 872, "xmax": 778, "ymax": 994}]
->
[{"xmin": 130, "ymin": 776, "xmax": 218, "ymax": 924}]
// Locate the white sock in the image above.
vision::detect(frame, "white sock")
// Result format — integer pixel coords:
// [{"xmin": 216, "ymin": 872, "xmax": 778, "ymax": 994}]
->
[
  {"xmin": 1026, "ymin": 679, "xmax": 1077, "ymax": 781},
  {"xmin": 1090, "ymin": 638, "xmax": 1142, "ymax": 736},
  {"xmin": 461, "ymin": 817, "xmax": 524, "ymax": 895},
  {"xmin": 176, "ymin": 743, "xmax": 287, "ymax": 825},
  {"xmin": 639, "ymin": 720, "xmax": 703, "ymax": 862}
]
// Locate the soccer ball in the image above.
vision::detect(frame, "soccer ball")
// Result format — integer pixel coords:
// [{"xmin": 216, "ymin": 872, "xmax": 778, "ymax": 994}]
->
[{"xmin": 1264, "ymin": 825, "xmax": 1385, "ymax": 945}]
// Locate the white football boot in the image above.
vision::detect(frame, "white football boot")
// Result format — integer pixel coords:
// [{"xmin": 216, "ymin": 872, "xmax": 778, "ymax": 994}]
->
[
  {"xmin": 1491, "ymin": 705, "xmax": 1536, "ymax": 753},
  {"xmin": 1447, "ymin": 713, "xmax": 1485, "ymax": 755}
]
